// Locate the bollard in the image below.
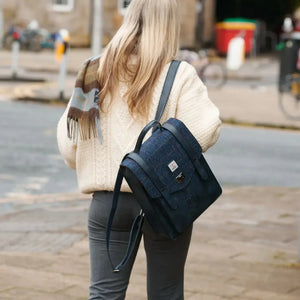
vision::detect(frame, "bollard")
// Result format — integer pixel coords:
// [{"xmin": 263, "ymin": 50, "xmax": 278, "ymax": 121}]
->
[
  {"xmin": 11, "ymin": 31, "xmax": 20, "ymax": 78},
  {"xmin": 55, "ymin": 29, "xmax": 69, "ymax": 101},
  {"xmin": 58, "ymin": 44, "xmax": 68, "ymax": 100}
]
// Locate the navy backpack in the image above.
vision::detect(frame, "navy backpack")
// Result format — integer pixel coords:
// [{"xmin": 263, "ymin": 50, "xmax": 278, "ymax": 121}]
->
[{"xmin": 106, "ymin": 60, "xmax": 222, "ymax": 272}]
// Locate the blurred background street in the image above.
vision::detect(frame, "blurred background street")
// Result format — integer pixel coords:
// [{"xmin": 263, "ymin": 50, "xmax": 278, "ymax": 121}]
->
[
  {"xmin": 1, "ymin": 96, "xmax": 300, "ymax": 198},
  {"xmin": 1, "ymin": 49, "xmax": 300, "ymax": 198},
  {"xmin": 0, "ymin": 0, "xmax": 300, "ymax": 299}
]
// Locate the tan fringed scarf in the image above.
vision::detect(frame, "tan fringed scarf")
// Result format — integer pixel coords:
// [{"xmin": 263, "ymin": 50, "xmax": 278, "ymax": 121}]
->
[{"xmin": 67, "ymin": 55, "xmax": 102, "ymax": 143}]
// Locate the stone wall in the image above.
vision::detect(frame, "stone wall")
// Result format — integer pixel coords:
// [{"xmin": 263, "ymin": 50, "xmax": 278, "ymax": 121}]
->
[
  {"xmin": 100, "ymin": 0, "xmax": 198, "ymax": 48},
  {"xmin": 3, "ymin": 0, "xmax": 198, "ymax": 48},
  {"xmin": 3, "ymin": 0, "xmax": 91, "ymax": 46},
  {"xmin": 179, "ymin": 0, "xmax": 197, "ymax": 48}
]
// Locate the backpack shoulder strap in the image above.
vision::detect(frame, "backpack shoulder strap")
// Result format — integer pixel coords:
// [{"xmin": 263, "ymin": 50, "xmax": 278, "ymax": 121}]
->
[
  {"xmin": 155, "ymin": 60, "xmax": 181, "ymax": 122},
  {"xmin": 106, "ymin": 60, "xmax": 181, "ymax": 273}
]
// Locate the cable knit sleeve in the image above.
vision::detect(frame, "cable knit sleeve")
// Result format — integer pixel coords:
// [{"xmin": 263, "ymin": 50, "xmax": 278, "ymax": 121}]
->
[
  {"xmin": 57, "ymin": 101, "xmax": 77, "ymax": 170},
  {"xmin": 175, "ymin": 62, "xmax": 221, "ymax": 152}
]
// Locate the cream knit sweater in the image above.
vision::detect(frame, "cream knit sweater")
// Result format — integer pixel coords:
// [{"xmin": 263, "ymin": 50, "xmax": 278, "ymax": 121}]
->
[{"xmin": 57, "ymin": 61, "xmax": 221, "ymax": 194}]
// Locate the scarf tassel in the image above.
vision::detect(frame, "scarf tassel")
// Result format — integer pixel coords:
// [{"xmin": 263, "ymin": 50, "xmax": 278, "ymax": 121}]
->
[{"xmin": 67, "ymin": 115, "xmax": 102, "ymax": 144}]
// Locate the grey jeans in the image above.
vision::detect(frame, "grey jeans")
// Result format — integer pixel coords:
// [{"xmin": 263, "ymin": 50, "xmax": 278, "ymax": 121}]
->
[{"xmin": 88, "ymin": 191, "xmax": 193, "ymax": 300}]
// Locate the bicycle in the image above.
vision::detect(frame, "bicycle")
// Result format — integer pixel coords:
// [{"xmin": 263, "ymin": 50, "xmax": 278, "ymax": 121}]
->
[
  {"xmin": 177, "ymin": 49, "xmax": 227, "ymax": 88},
  {"xmin": 278, "ymin": 73, "xmax": 300, "ymax": 120},
  {"xmin": 3, "ymin": 25, "xmax": 55, "ymax": 52}
]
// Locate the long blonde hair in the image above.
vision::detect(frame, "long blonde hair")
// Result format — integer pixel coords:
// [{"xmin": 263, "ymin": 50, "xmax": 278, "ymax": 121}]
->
[{"xmin": 98, "ymin": 0, "xmax": 180, "ymax": 118}]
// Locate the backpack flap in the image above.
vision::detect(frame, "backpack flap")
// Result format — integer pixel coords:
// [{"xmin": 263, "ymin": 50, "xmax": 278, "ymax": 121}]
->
[{"xmin": 122, "ymin": 122, "xmax": 200, "ymax": 210}]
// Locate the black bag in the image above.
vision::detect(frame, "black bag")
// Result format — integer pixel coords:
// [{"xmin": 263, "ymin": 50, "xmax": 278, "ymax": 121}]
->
[{"xmin": 106, "ymin": 60, "xmax": 222, "ymax": 272}]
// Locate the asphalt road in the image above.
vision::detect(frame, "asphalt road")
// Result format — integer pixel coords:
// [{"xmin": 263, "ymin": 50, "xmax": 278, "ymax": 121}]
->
[
  {"xmin": 206, "ymin": 125, "xmax": 300, "ymax": 187},
  {"xmin": 0, "ymin": 100, "xmax": 300, "ymax": 199},
  {"xmin": 0, "ymin": 100, "xmax": 77, "ymax": 199}
]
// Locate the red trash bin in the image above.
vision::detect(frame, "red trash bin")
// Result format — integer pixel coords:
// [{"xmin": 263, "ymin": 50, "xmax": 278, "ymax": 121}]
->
[{"xmin": 216, "ymin": 22, "xmax": 256, "ymax": 55}]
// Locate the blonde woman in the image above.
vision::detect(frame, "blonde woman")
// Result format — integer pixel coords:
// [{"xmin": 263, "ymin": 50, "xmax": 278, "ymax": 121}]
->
[{"xmin": 57, "ymin": 0, "xmax": 221, "ymax": 299}]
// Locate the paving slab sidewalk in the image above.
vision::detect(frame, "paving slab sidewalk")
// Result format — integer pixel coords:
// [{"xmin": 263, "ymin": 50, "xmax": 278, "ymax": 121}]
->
[
  {"xmin": 209, "ymin": 84, "xmax": 300, "ymax": 130},
  {"xmin": 0, "ymin": 187, "xmax": 299, "ymax": 299}
]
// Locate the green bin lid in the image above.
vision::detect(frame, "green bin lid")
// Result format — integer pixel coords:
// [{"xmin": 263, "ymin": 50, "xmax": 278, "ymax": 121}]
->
[{"xmin": 224, "ymin": 18, "xmax": 256, "ymax": 24}]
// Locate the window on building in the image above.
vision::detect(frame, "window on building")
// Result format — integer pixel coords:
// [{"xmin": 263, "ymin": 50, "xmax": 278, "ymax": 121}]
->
[
  {"xmin": 118, "ymin": 0, "xmax": 131, "ymax": 15},
  {"xmin": 52, "ymin": 0, "xmax": 74, "ymax": 12}
]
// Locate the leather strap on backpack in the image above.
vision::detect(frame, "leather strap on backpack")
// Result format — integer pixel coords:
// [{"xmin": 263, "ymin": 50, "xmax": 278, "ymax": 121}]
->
[{"xmin": 155, "ymin": 60, "xmax": 181, "ymax": 121}]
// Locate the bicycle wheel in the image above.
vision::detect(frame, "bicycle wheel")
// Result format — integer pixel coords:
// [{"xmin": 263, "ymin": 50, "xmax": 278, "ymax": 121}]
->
[
  {"xmin": 201, "ymin": 63, "xmax": 227, "ymax": 89},
  {"xmin": 3, "ymin": 34, "xmax": 13, "ymax": 50},
  {"xmin": 29, "ymin": 35, "xmax": 42, "ymax": 52},
  {"xmin": 279, "ymin": 78, "xmax": 300, "ymax": 120}
]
